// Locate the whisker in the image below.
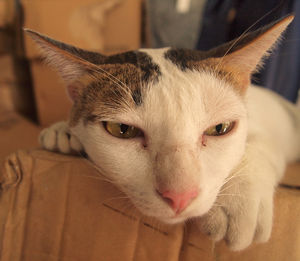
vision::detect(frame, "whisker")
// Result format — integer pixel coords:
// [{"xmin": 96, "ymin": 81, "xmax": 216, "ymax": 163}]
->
[
  {"xmin": 77, "ymin": 57, "xmax": 128, "ymax": 90},
  {"xmin": 88, "ymin": 68, "xmax": 131, "ymax": 99}
]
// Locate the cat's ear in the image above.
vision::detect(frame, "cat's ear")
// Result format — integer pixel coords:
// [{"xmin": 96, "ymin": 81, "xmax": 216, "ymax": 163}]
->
[
  {"xmin": 209, "ymin": 15, "xmax": 294, "ymax": 93},
  {"xmin": 24, "ymin": 29, "xmax": 105, "ymax": 101}
]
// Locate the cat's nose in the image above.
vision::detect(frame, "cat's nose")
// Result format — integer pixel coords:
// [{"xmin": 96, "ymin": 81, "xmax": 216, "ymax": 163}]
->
[{"xmin": 157, "ymin": 189, "xmax": 199, "ymax": 214}]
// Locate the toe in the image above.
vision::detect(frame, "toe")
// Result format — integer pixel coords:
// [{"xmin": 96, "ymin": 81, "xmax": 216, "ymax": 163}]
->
[
  {"xmin": 43, "ymin": 129, "xmax": 57, "ymax": 150},
  {"xmin": 57, "ymin": 131, "xmax": 71, "ymax": 154},
  {"xmin": 198, "ymin": 207, "xmax": 228, "ymax": 242},
  {"xmin": 254, "ymin": 198, "xmax": 273, "ymax": 243}
]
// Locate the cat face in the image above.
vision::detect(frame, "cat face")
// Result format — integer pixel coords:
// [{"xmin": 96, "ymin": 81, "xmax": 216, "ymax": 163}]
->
[
  {"xmin": 71, "ymin": 56, "xmax": 248, "ymax": 223},
  {"xmin": 26, "ymin": 15, "xmax": 292, "ymax": 223}
]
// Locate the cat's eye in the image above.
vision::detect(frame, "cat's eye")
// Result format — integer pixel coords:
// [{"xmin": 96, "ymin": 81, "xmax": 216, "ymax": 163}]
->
[
  {"xmin": 103, "ymin": 122, "xmax": 142, "ymax": 139},
  {"xmin": 204, "ymin": 121, "xmax": 235, "ymax": 136}
]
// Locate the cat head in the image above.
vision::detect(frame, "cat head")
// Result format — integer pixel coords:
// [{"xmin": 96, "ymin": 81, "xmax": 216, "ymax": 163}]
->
[{"xmin": 26, "ymin": 15, "xmax": 293, "ymax": 223}]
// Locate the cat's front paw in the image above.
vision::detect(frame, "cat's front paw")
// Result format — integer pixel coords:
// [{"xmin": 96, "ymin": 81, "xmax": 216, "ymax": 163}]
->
[
  {"xmin": 198, "ymin": 179, "xmax": 273, "ymax": 251},
  {"xmin": 39, "ymin": 121, "xmax": 83, "ymax": 154}
]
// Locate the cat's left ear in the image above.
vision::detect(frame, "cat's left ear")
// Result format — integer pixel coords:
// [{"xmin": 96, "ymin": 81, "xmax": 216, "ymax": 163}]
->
[
  {"xmin": 24, "ymin": 29, "xmax": 105, "ymax": 101},
  {"xmin": 209, "ymin": 15, "xmax": 294, "ymax": 93}
]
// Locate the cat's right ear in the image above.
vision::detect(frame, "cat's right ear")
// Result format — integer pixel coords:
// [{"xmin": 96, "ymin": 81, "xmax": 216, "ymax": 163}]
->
[{"xmin": 24, "ymin": 29, "xmax": 105, "ymax": 101}]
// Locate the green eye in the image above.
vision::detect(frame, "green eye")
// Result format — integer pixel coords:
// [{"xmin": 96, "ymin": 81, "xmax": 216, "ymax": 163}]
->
[
  {"xmin": 204, "ymin": 121, "xmax": 235, "ymax": 136},
  {"xmin": 103, "ymin": 122, "xmax": 142, "ymax": 139}
]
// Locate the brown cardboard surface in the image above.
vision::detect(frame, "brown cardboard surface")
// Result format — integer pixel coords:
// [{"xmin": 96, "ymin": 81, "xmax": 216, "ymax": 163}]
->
[
  {"xmin": 0, "ymin": 55, "xmax": 16, "ymax": 112},
  {"xmin": 0, "ymin": 82, "xmax": 15, "ymax": 112},
  {"xmin": 30, "ymin": 60, "xmax": 72, "ymax": 126},
  {"xmin": 22, "ymin": 0, "xmax": 141, "ymax": 57},
  {"xmin": 281, "ymin": 162, "xmax": 300, "ymax": 187},
  {"xmin": 0, "ymin": 55, "xmax": 15, "ymax": 83},
  {"xmin": 0, "ymin": 111, "xmax": 41, "ymax": 160},
  {"xmin": 0, "ymin": 149, "xmax": 299, "ymax": 260},
  {"xmin": 0, "ymin": 150, "xmax": 214, "ymax": 261},
  {"xmin": 0, "ymin": 0, "xmax": 15, "ymax": 28}
]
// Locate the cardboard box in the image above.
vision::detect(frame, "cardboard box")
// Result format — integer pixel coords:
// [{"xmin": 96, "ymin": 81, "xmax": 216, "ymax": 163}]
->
[
  {"xmin": 0, "ymin": 0, "xmax": 15, "ymax": 28},
  {"xmin": 22, "ymin": 0, "xmax": 141, "ymax": 57},
  {"xmin": 30, "ymin": 60, "xmax": 72, "ymax": 126},
  {"xmin": 0, "ymin": 149, "xmax": 299, "ymax": 260},
  {"xmin": 0, "ymin": 55, "xmax": 16, "ymax": 112},
  {"xmin": 0, "ymin": 81, "xmax": 15, "ymax": 112},
  {"xmin": 0, "ymin": 111, "xmax": 41, "ymax": 160}
]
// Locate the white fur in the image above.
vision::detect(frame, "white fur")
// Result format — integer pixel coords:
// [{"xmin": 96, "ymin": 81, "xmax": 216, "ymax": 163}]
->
[{"xmin": 40, "ymin": 50, "xmax": 300, "ymax": 251}]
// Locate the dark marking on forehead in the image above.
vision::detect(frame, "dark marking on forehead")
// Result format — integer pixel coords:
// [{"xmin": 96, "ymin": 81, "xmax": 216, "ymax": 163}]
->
[
  {"xmin": 69, "ymin": 60, "xmax": 159, "ymax": 126},
  {"xmin": 68, "ymin": 51, "xmax": 161, "ymax": 126},
  {"xmin": 32, "ymin": 32, "xmax": 161, "ymax": 81},
  {"xmin": 164, "ymin": 49, "xmax": 208, "ymax": 71},
  {"xmin": 100, "ymin": 51, "xmax": 161, "ymax": 83},
  {"xmin": 132, "ymin": 89, "xmax": 142, "ymax": 105},
  {"xmin": 164, "ymin": 48, "xmax": 241, "ymax": 89},
  {"xmin": 79, "ymin": 50, "xmax": 162, "ymax": 85},
  {"xmin": 47, "ymin": 39, "xmax": 161, "ymax": 86},
  {"xmin": 89, "ymin": 51, "xmax": 161, "ymax": 106}
]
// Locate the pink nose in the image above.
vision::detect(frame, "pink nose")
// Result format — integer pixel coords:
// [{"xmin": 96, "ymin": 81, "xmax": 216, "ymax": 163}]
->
[{"xmin": 157, "ymin": 189, "xmax": 199, "ymax": 214}]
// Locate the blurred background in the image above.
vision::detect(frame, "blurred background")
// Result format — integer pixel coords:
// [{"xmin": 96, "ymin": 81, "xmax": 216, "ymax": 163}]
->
[{"xmin": 0, "ymin": 0, "xmax": 299, "ymax": 158}]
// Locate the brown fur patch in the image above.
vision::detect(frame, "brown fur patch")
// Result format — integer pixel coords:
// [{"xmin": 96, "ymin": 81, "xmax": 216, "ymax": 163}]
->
[{"xmin": 69, "ymin": 61, "xmax": 160, "ymax": 126}]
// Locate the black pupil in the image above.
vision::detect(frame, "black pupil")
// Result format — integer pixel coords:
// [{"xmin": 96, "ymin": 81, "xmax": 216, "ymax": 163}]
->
[
  {"xmin": 216, "ymin": 124, "xmax": 223, "ymax": 133},
  {"xmin": 120, "ymin": 124, "xmax": 129, "ymax": 134}
]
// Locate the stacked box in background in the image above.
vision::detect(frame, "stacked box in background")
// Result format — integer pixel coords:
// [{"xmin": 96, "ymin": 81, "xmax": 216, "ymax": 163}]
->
[
  {"xmin": 0, "ymin": 55, "xmax": 15, "ymax": 112},
  {"xmin": 0, "ymin": 0, "xmax": 16, "ymax": 113},
  {"xmin": 0, "ymin": 54, "xmax": 42, "ymax": 160},
  {"xmin": 22, "ymin": 0, "xmax": 142, "ymax": 126}
]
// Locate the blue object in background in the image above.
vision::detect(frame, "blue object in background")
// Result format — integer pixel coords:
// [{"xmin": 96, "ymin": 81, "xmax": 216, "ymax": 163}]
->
[
  {"xmin": 197, "ymin": 0, "xmax": 299, "ymax": 103},
  {"xmin": 263, "ymin": 0, "xmax": 300, "ymax": 103}
]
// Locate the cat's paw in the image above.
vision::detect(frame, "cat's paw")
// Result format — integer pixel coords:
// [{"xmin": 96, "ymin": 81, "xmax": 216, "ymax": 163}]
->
[
  {"xmin": 198, "ymin": 179, "xmax": 273, "ymax": 251},
  {"xmin": 39, "ymin": 121, "xmax": 83, "ymax": 154}
]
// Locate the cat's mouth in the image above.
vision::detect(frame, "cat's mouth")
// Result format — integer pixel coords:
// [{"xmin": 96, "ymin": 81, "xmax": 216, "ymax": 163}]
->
[
  {"xmin": 132, "ymin": 198, "xmax": 207, "ymax": 225},
  {"xmin": 156, "ymin": 209, "xmax": 202, "ymax": 224}
]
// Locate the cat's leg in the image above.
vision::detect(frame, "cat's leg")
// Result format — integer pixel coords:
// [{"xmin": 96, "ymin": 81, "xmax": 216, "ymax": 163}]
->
[
  {"xmin": 39, "ymin": 121, "xmax": 83, "ymax": 154},
  {"xmin": 198, "ymin": 137, "xmax": 285, "ymax": 251}
]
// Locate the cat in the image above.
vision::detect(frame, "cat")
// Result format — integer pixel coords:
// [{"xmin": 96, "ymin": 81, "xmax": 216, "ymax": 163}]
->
[{"xmin": 25, "ymin": 15, "xmax": 300, "ymax": 251}]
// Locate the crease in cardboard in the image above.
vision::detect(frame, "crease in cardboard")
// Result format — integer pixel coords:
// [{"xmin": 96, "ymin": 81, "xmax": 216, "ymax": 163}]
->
[
  {"xmin": 18, "ymin": 154, "xmax": 35, "ymax": 261},
  {"xmin": 53, "ymin": 163, "xmax": 72, "ymax": 259},
  {"xmin": 0, "ymin": 116, "xmax": 18, "ymax": 129},
  {"xmin": 1, "ymin": 151, "xmax": 33, "ymax": 261},
  {"xmin": 131, "ymin": 212, "xmax": 141, "ymax": 261},
  {"xmin": 142, "ymin": 222, "xmax": 168, "ymax": 236},
  {"xmin": 102, "ymin": 203, "xmax": 137, "ymax": 221},
  {"xmin": 1, "ymin": 156, "xmax": 22, "ymax": 189}
]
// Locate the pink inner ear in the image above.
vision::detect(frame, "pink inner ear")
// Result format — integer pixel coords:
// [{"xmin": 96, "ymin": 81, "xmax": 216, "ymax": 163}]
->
[{"xmin": 67, "ymin": 84, "xmax": 79, "ymax": 101}]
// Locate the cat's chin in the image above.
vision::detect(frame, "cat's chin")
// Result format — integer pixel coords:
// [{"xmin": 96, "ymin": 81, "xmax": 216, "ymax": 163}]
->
[
  {"xmin": 145, "ymin": 208, "xmax": 207, "ymax": 225},
  {"xmin": 155, "ymin": 211, "xmax": 204, "ymax": 225},
  {"xmin": 158, "ymin": 216, "xmax": 188, "ymax": 225}
]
